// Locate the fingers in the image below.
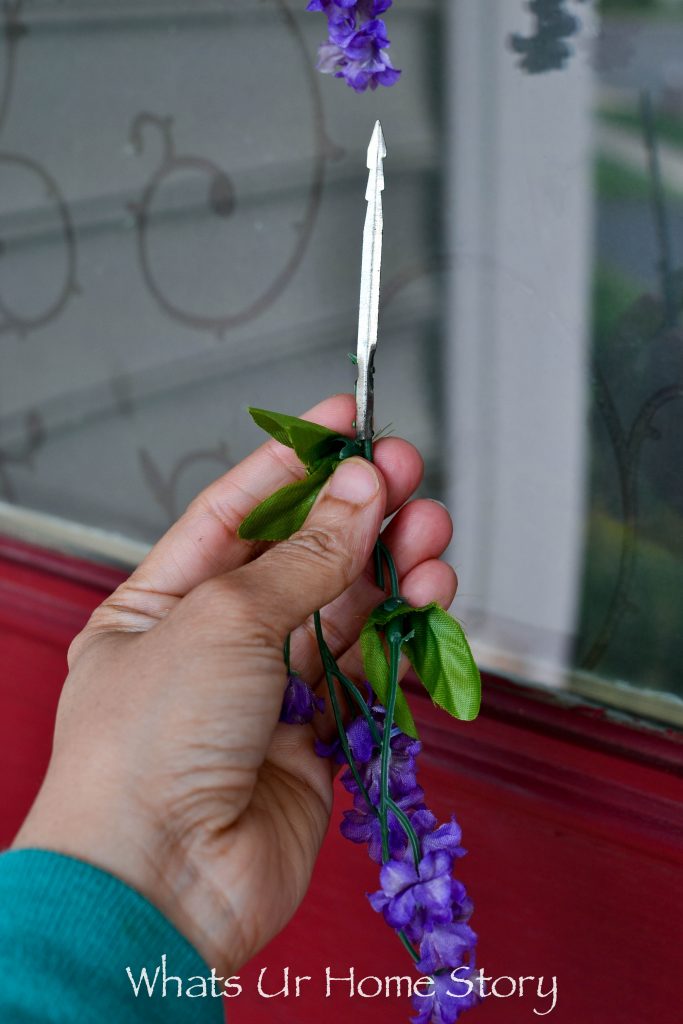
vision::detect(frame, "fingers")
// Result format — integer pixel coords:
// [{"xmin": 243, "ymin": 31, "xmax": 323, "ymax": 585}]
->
[
  {"xmin": 128, "ymin": 394, "xmax": 421, "ymax": 600},
  {"xmin": 125, "ymin": 394, "xmax": 358, "ymax": 599},
  {"xmin": 372, "ymin": 436, "xmax": 423, "ymax": 514},
  {"xmin": 288, "ymin": 498, "xmax": 453, "ymax": 684},
  {"xmin": 70, "ymin": 396, "xmax": 423, "ymax": 654},
  {"xmin": 226, "ymin": 458, "xmax": 386, "ymax": 637}
]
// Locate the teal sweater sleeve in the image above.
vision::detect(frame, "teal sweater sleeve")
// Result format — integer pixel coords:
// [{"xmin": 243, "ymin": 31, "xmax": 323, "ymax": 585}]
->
[{"xmin": 0, "ymin": 848, "xmax": 225, "ymax": 1023}]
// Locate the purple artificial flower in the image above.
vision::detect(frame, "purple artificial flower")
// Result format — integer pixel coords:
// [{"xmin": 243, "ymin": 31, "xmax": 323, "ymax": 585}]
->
[
  {"xmin": 346, "ymin": 714, "xmax": 376, "ymax": 761},
  {"xmin": 307, "ymin": 0, "xmax": 401, "ymax": 92},
  {"xmin": 403, "ymin": 809, "xmax": 467, "ymax": 859},
  {"xmin": 307, "ymin": 0, "xmax": 391, "ymax": 16},
  {"xmin": 319, "ymin": 19, "xmax": 401, "ymax": 92},
  {"xmin": 422, "ymin": 818, "xmax": 467, "ymax": 859},
  {"xmin": 314, "ymin": 733, "xmax": 342, "ymax": 760},
  {"xmin": 417, "ymin": 921, "xmax": 477, "ymax": 974},
  {"xmin": 368, "ymin": 850, "xmax": 454, "ymax": 930},
  {"xmin": 448, "ymin": 878, "xmax": 474, "ymax": 924},
  {"xmin": 411, "ymin": 970, "xmax": 482, "ymax": 1024},
  {"xmin": 340, "ymin": 715, "xmax": 421, "ymax": 804},
  {"xmin": 401, "ymin": 875, "xmax": 473, "ymax": 948},
  {"xmin": 343, "ymin": 17, "xmax": 388, "ymax": 58},
  {"xmin": 341, "ymin": 790, "xmax": 424, "ymax": 863},
  {"xmin": 279, "ymin": 673, "xmax": 325, "ymax": 725}
]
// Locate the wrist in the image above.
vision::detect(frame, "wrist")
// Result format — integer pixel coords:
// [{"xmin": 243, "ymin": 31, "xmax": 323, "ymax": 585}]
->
[{"xmin": 11, "ymin": 774, "xmax": 235, "ymax": 975}]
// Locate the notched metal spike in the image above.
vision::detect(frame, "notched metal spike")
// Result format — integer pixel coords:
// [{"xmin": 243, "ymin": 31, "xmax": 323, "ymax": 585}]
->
[
  {"xmin": 365, "ymin": 119, "xmax": 386, "ymax": 199},
  {"xmin": 355, "ymin": 120, "xmax": 386, "ymax": 442}
]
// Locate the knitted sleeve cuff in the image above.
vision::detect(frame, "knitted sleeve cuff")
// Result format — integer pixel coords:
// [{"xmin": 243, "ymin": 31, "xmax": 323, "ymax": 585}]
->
[{"xmin": 0, "ymin": 848, "xmax": 225, "ymax": 1024}]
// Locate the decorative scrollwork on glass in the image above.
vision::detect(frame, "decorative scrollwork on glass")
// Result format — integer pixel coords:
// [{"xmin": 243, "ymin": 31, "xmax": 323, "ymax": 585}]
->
[
  {"xmin": 138, "ymin": 442, "xmax": 233, "ymax": 524},
  {"xmin": 128, "ymin": 0, "xmax": 337, "ymax": 338},
  {"xmin": 0, "ymin": 0, "xmax": 78, "ymax": 340},
  {"xmin": 0, "ymin": 0, "xmax": 27, "ymax": 134},
  {"xmin": 0, "ymin": 152, "xmax": 78, "ymax": 337},
  {"xmin": 580, "ymin": 92, "xmax": 683, "ymax": 671},
  {"xmin": 0, "ymin": 408, "xmax": 44, "ymax": 501}
]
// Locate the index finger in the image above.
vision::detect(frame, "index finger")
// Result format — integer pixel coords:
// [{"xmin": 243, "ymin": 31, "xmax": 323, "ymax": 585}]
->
[
  {"xmin": 128, "ymin": 394, "xmax": 358, "ymax": 598},
  {"xmin": 130, "ymin": 393, "xmax": 426, "ymax": 600}
]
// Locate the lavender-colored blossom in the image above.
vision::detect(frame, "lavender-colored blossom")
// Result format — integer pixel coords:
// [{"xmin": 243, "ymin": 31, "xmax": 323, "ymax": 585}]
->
[
  {"xmin": 411, "ymin": 970, "xmax": 481, "ymax": 1024},
  {"xmin": 448, "ymin": 878, "xmax": 474, "ymax": 924},
  {"xmin": 340, "ymin": 716, "xmax": 421, "ymax": 804},
  {"xmin": 417, "ymin": 921, "xmax": 477, "ymax": 975},
  {"xmin": 314, "ymin": 733, "xmax": 342, "ymax": 760},
  {"xmin": 341, "ymin": 790, "xmax": 423, "ymax": 863},
  {"xmin": 307, "ymin": 0, "xmax": 392, "ymax": 18},
  {"xmin": 422, "ymin": 818, "xmax": 466, "ymax": 859},
  {"xmin": 318, "ymin": 20, "xmax": 400, "ymax": 93},
  {"xmin": 279, "ymin": 673, "xmax": 324, "ymax": 725},
  {"xmin": 401, "ymin": 875, "xmax": 474, "ymax": 948},
  {"xmin": 409, "ymin": 808, "xmax": 466, "ymax": 856},
  {"xmin": 369, "ymin": 850, "xmax": 454, "ymax": 930},
  {"xmin": 307, "ymin": 0, "xmax": 400, "ymax": 92}
]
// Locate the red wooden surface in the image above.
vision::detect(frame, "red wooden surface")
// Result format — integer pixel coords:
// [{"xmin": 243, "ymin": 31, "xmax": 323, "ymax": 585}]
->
[{"xmin": 2, "ymin": 535, "xmax": 683, "ymax": 1023}]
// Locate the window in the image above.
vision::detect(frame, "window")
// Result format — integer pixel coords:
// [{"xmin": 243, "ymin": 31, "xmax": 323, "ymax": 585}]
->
[{"xmin": 0, "ymin": 0, "xmax": 681, "ymax": 725}]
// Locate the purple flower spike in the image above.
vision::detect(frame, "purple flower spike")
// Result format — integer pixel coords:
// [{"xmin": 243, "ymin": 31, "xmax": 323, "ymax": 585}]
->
[
  {"xmin": 369, "ymin": 851, "xmax": 454, "ymax": 930},
  {"xmin": 307, "ymin": 0, "xmax": 401, "ymax": 92},
  {"xmin": 279, "ymin": 673, "xmax": 325, "ymax": 725}
]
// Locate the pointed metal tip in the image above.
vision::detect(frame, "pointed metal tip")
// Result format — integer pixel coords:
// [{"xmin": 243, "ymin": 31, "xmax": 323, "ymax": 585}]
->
[{"xmin": 367, "ymin": 120, "xmax": 386, "ymax": 168}]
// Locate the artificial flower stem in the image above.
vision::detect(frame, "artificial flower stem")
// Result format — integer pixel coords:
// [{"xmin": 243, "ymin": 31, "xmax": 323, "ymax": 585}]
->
[
  {"xmin": 361, "ymin": 435, "xmax": 385, "ymax": 588},
  {"xmin": 397, "ymin": 929, "xmax": 421, "ymax": 964},
  {"xmin": 310, "ymin": 618, "xmax": 381, "ymax": 743},
  {"xmin": 377, "ymin": 538, "xmax": 400, "ymax": 600},
  {"xmin": 314, "ymin": 610, "xmax": 422, "ymax": 864},
  {"xmin": 313, "ymin": 610, "xmax": 377, "ymax": 815},
  {"xmin": 283, "ymin": 633, "xmax": 291, "ymax": 675},
  {"xmin": 386, "ymin": 797, "xmax": 422, "ymax": 866},
  {"xmin": 380, "ymin": 618, "xmax": 403, "ymax": 862},
  {"xmin": 327, "ymin": 664, "xmax": 383, "ymax": 745}
]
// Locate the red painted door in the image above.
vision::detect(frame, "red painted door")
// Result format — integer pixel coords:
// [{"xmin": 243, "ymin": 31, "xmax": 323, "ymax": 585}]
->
[{"xmin": 2, "ymin": 535, "xmax": 682, "ymax": 1023}]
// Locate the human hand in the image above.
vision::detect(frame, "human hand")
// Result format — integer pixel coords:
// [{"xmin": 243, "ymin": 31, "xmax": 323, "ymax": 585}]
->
[{"xmin": 12, "ymin": 394, "xmax": 457, "ymax": 975}]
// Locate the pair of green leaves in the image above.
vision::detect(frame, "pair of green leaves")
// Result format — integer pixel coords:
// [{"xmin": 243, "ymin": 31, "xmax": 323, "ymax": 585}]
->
[
  {"xmin": 360, "ymin": 600, "xmax": 482, "ymax": 739},
  {"xmin": 238, "ymin": 408, "xmax": 362, "ymax": 541}
]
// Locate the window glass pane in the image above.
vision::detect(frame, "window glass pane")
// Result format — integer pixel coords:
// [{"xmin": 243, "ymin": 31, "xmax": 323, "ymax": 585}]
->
[
  {"xmin": 0, "ymin": 0, "xmax": 681, "ymax": 726},
  {"xmin": 446, "ymin": 0, "xmax": 683, "ymax": 724}
]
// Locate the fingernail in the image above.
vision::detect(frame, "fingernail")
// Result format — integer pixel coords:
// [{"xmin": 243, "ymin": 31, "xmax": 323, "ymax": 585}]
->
[{"xmin": 326, "ymin": 458, "xmax": 380, "ymax": 505}]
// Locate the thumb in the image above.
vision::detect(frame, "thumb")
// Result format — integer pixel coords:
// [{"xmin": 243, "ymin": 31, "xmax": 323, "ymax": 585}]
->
[{"xmin": 232, "ymin": 456, "xmax": 385, "ymax": 634}]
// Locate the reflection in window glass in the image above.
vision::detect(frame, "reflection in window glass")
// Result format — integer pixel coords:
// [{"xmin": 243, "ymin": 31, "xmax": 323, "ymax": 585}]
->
[
  {"xmin": 580, "ymin": 2, "xmax": 683, "ymax": 707},
  {"xmin": 442, "ymin": 0, "xmax": 683, "ymax": 723},
  {"xmin": 0, "ymin": 0, "xmax": 681, "ymax": 725}
]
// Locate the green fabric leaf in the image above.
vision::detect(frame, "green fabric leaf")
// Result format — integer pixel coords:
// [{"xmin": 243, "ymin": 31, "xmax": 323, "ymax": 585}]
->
[
  {"xmin": 361, "ymin": 599, "xmax": 481, "ymax": 726},
  {"xmin": 360, "ymin": 621, "xmax": 419, "ymax": 739},
  {"xmin": 249, "ymin": 408, "xmax": 344, "ymax": 468},
  {"xmin": 406, "ymin": 605, "xmax": 481, "ymax": 721},
  {"xmin": 237, "ymin": 462, "xmax": 334, "ymax": 541}
]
